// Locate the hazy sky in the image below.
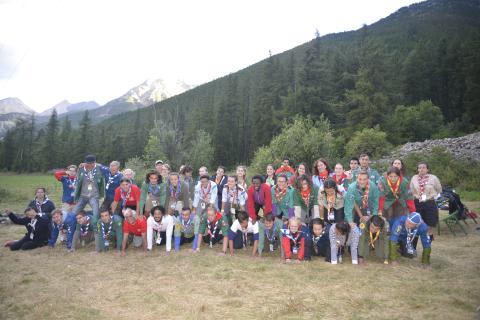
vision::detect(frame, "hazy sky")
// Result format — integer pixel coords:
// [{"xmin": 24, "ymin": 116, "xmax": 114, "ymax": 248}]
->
[{"xmin": 0, "ymin": 0, "xmax": 420, "ymax": 112}]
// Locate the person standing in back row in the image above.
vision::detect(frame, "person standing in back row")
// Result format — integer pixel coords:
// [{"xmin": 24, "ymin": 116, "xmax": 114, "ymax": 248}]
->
[{"xmin": 74, "ymin": 155, "xmax": 105, "ymax": 221}]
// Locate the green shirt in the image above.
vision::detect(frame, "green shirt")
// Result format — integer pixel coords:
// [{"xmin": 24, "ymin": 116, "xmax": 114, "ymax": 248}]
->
[
  {"xmin": 358, "ymin": 222, "xmax": 389, "ymax": 260},
  {"xmin": 74, "ymin": 166, "xmax": 105, "ymax": 201},
  {"xmin": 292, "ymin": 186, "xmax": 319, "ymax": 209},
  {"xmin": 271, "ymin": 186, "xmax": 294, "ymax": 218},
  {"xmin": 344, "ymin": 181, "xmax": 380, "ymax": 223},
  {"xmin": 174, "ymin": 214, "xmax": 200, "ymax": 238},
  {"xmin": 198, "ymin": 213, "xmax": 230, "ymax": 237},
  {"xmin": 258, "ymin": 220, "xmax": 284, "ymax": 254},
  {"xmin": 378, "ymin": 176, "xmax": 413, "ymax": 210},
  {"xmin": 138, "ymin": 182, "xmax": 167, "ymax": 215}
]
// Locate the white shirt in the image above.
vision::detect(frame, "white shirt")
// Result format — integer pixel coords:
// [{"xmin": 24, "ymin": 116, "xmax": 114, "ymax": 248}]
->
[
  {"xmin": 193, "ymin": 181, "xmax": 218, "ymax": 209},
  {"xmin": 230, "ymin": 218, "xmax": 259, "ymax": 235},
  {"xmin": 147, "ymin": 215, "xmax": 174, "ymax": 251}
]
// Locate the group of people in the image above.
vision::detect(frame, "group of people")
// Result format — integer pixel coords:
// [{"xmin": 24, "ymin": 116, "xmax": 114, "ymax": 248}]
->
[{"xmin": 4, "ymin": 153, "xmax": 442, "ymax": 266}]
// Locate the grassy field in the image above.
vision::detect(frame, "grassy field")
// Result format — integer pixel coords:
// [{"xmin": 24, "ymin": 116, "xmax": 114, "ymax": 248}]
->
[{"xmin": 0, "ymin": 173, "xmax": 479, "ymax": 320}]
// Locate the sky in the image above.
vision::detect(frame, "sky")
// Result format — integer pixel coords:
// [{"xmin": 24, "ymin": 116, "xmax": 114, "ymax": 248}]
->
[{"xmin": 0, "ymin": 0, "xmax": 420, "ymax": 112}]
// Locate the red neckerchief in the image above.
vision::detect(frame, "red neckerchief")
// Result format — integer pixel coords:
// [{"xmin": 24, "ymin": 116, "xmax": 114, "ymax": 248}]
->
[
  {"xmin": 332, "ymin": 173, "xmax": 347, "ymax": 185},
  {"xmin": 319, "ymin": 170, "xmax": 329, "ymax": 182},
  {"xmin": 275, "ymin": 185, "xmax": 287, "ymax": 203},
  {"xmin": 301, "ymin": 187, "xmax": 311, "ymax": 207},
  {"xmin": 418, "ymin": 174, "xmax": 429, "ymax": 195}
]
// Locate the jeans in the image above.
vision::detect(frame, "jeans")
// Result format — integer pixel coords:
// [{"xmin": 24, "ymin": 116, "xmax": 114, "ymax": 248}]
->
[{"xmin": 74, "ymin": 196, "xmax": 100, "ymax": 221}]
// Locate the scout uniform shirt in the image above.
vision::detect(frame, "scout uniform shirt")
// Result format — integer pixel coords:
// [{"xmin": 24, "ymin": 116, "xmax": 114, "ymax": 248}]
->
[
  {"xmin": 258, "ymin": 219, "xmax": 284, "ymax": 255},
  {"xmin": 271, "ymin": 185, "xmax": 294, "ymax": 220},
  {"xmin": 344, "ymin": 181, "xmax": 380, "ymax": 224}
]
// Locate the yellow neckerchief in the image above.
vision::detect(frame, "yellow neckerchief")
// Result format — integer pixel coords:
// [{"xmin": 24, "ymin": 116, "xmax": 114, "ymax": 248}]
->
[
  {"xmin": 369, "ymin": 229, "xmax": 380, "ymax": 248},
  {"xmin": 386, "ymin": 176, "xmax": 401, "ymax": 200}
]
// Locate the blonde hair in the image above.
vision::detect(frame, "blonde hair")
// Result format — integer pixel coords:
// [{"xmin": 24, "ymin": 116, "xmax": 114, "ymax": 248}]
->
[
  {"xmin": 288, "ymin": 217, "xmax": 301, "ymax": 227},
  {"xmin": 123, "ymin": 168, "xmax": 135, "ymax": 177}
]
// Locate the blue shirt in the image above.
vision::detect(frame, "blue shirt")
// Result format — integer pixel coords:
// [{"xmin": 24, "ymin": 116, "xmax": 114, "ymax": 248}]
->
[
  {"xmin": 99, "ymin": 165, "xmax": 123, "ymax": 201},
  {"xmin": 390, "ymin": 215, "xmax": 431, "ymax": 249},
  {"xmin": 60, "ymin": 176, "xmax": 76, "ymax": 204}
]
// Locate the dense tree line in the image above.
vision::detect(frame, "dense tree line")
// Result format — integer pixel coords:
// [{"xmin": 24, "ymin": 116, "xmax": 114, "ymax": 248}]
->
[{"xmin": 1, "ymin": 0, "xmax": 479, "ymax": 172}]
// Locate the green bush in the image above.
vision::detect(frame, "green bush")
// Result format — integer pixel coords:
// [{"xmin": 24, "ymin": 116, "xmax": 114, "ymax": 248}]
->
[
  {"xmin": 345, "ymin": 126, "xmax": 392, "ymax": 159},
  {"xmin": 250, "ymin": 115, "xmax": 337, "ymax": 174}
]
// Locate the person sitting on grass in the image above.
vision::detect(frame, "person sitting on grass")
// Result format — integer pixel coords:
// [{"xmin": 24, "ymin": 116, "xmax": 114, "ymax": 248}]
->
[
  {"xmin": 174, "ymin": 207, "xmax": 199, "ymax": 252},
  {"xmin": 146, "ymin": 206, "xmax": 174, "ymax": 253},
  {"xmin": 389, "ymin": 212, "xmax": 431, "ymax": 267},
  {"xmin": 4, "ymin": 207, "xmax": 50, "ymax": 251},
  {"xmin": 27, "ymin": 187, "xmax": 56, "ymax": 220},
  {"xmin": 48, "ymin": 209, "xmax": 76, "ymax": 251},
  {"xmin": 305, "ymin": 218, "xmax": 330, "ymax": 261},
  {"xmin": 226, "ymin": 210, "xmax": 259, "ymax": 257},
  {"xmin": 196, "ymin": 204, "xmax": 229, "ymax": 253},
  {"xmin": 329, "ymin": 221, "xmax": 360, "ymax": 265},
  {"xmin": 257, "ymin": 213, "xmax": 284, "ymax": 258},
  {"xmin": 282, "ymin": 216, "xmax": 308, "ymax": 263},
  {"xmin": 72, "ymin": 210, "xmax": 96, "ymax": 251},
  {"xmin": 121, "ymin": 208, "xmax": 147, "ymax": 256},
  {"xmin": 97, "ymin": 210, "xmax": 123, "ymax": 252},
  {"xmin": 358, "ymin": 215, "xmax": 389, "ymax": 266}
]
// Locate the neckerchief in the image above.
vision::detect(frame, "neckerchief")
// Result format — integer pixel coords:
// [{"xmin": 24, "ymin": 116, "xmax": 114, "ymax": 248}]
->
[
  {"xmin": 301, "ymin": 187, "xmax": 311, "ymax": 208},
  {"xmin": 266, "ymin": 176, "xmax": 275, "ymax": 186},
  {"xmin": 201, "ymin": 182, "xmax": 212, "ymax": 202},
  {"xmin": 148, "ymin": 183, "xmax": 160, "ymax": 197},
  {"xmin": 275, "ymin": 186, "xmax": 287, "ymax": 203},
  {"xmin": 326, "ymin": 193, "xmax": 336, "ymax": 212},
  {"xmin": 68, "ymin": 176, "xmax": 77, "ymax": 190},
  {"xmin": 228, "ymin": 187, "xmax": 238, "ymax": 205},
  {"xmin": 169, "ymin": 182, "xmax": 181, "ymax": 200},
  {"xmin": 207, "ymin": 218, "xmax": 219, "ymax": 245},
  {"xmin": 357, "ymin": 182, "xmax": 370, "ymax": 209},
  {"xmin": 265, "ymin": 223, "xmax": 277, "ymax": 243},
  {"xmin": 406, "ymin": 227, "xmax": 418, "ymax": 251},
  {"xmin": 387, "ymin": 176, "xmax": 402, "ymax": 200},
  {"xmin": 120, "ymin": 187, "xmax": 132, "ymax": 208},
  {"xmin": 286, "ymin": 230, "xmax": 302, "ymax": 249},
  {"xmin": 332, "ymin": 173, "xmax": 346, "ymax": 186},
  {"xmin": 369, "ymin": 229, "xmax": 380, "ymax": 248},
  {"xmin": 101, "ymin": 220, "xmax": 113, "ymax": 241},
  {"xmin": 215, "ymin": 175, "xmax": 223, "ymax": 185},
  {"xmin": 84, "ymin": 165, "xmax": 97, "ymax": 183},
  {"xmin": 34, "ymin": 197, "xmax": 49, "ymax": 213},
  {"xmin": 80, "ymin": 216, "xmax": 91, "ymax": 238},
  {"xmin": 418, "ymin": 174, "xmax": 429, "ymax": 196},
  {"xmin": 319, "ymin": 171, "xmax": 329, "ymax": 182},
  {"xmin": 106, "ymin": 170, "xmax": 121, "ymax": 190}
]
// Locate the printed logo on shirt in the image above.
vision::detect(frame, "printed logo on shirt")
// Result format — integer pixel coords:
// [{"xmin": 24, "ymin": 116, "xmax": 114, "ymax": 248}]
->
[{"xmin": 396, "ymin": 225, "xmax": 402, "ymax": 234}]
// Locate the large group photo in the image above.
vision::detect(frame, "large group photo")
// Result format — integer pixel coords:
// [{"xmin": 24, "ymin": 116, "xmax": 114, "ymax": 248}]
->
[{"xmin": 1, "ymin": 0, "xmax": 480, "ymax": 319}]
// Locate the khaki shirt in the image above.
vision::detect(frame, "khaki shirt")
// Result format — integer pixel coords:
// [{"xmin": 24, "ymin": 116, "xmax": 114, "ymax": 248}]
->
[{"xmin": 410, "ymin": 174, "xmax": 442, "ymax": 201}]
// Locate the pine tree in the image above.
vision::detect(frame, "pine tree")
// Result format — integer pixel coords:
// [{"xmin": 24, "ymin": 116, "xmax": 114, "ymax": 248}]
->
[{"xmin": 42, "ymin": 109, "xmax": 60, "ymax": 170}]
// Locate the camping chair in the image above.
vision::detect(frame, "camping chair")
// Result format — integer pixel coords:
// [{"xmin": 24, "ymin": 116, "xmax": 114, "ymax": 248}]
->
[{"xmin": 438, "ymin": 210, "xmax": 468, "ymax": 236}]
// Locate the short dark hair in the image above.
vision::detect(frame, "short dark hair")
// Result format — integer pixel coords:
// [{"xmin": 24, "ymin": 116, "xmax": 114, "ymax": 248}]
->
[
  {"xmin": 350, "ymin": 157, "xmax": 359, "ymax": 163},
  {"xmin": 386, "ymin": 166, "xmax": 401, "ymax": 177},
  {"xmin": 335, "ymin": 221, "xmax": 350, "ymax": 235},
  {"xmin": 145, "ymin": 170, "xmax": 162, "ymax": 184},
  {"xmin": 120, "ymin": 178, "xmax": 131, "ymax": 184},
  {"xmin": 264, "ymin": 214, "xmax": 274, "ymax": 222},
  {"xmin": 24, "ymin": 207, "xmax": 36, "ymax": 214},
  {"xmin": 182, "ymin": 207, "xmax": 192, "ymax": 212},
  {"xmin": 180, "ymin": 165, "xmax": 193, "ymax": 174},
  {"xmin": 252, "ymin": 175, "xmax": 264, "ymax": 183},
  {"xmin": 76, "ymin": 210, "xmax": 86, "ymax": 217},
  {"xmin": 310, "ymin": 218, "xmax": 324, "ymax": 228},
  {"xmin": 217, "ymin": 166, "xmax": 225, "ymax": 171},
  {"xmin": 151, "ymin": 206, "xmax": 165, "ymax": 216},
  {"xmin": 200, "ymin": 175, "xmax": 210, "ymax": 180},
  {"xmin": 370, "ymin": 215, "xmax": 385, "ymax": 229},
  {"xmin": 283, "ymin": 157, "xmax": 290, "ymax": 162},
  {"xmin": 323, "ymin": 179, "xmax": 337, "ymax": 190},
  {"xmin": 237, "ymin": 211, "xmax": 249, "ymax": 223}
]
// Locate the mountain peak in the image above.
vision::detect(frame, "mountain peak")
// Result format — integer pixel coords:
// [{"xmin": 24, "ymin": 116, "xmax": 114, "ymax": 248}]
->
[
  {"xmin": 120, "ymin": 78, "xmax": 193, "ymax": 106},
  {"xmin": 0, "ymin": 97, "xmax": 35, "ymax": 115}
]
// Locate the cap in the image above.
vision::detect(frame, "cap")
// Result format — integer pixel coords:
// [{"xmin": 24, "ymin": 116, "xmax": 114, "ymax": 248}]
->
[
  {"xmin": 407, "ymin": 212, "xmax": 422, "ymax": 225},
  {"xmin": 155, "ymin": 160, "xmax": 164, "ymax": 166},
  {"xmin": 85, "ymin": 154, "xmax": 96, "ymax": 163}
]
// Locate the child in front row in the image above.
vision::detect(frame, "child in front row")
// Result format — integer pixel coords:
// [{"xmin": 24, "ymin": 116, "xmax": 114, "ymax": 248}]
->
[
  {"xmin": 227, "ymin": 210, "xmax": 259, "ymax": 256},
  {"xmin": 329, "ymin": 221, "xmax": 360, "ymax": 265},
  {"xmin": 97, "ymin": 210, "xmax": 123, "ymax": 252},
  {"xmin": 257, "ymin": 213, "xmax": 284, "ymax": 257},
  {"xmin": 174, "ymin": 207, "xmax": 199, "ymax": 252},
  {"xmin": 358, "ymin": 215, "xmax": 389, "ymax": 265},
  {"xmin": 48, "ymin": 209, "xmax": 76, "ymax": 251},
  {"xmin": 282, "ymin": 217, "xmax": 309, "ymax": 263},
  {"xmin": 305, "ymin": 218, "xmax": 330, "ymax": 261},
  {"xmin": 196, "ymin": 204, "xmax": 229, "ymax": 252},
  {"xmin": 72, "ymin": 210, "xmax": 96, "ymax": 251}
]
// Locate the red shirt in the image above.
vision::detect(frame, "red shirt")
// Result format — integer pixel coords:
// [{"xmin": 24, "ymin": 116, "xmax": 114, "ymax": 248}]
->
[
  {"xmin": 247, "ymin": 183, "xmax": 272, "ymax": 220},
  {"xmin": 114, "ymin": 185, "xmax": 141, "ymax": 207},
  {"xmin": 123, "ymin": 216, "xmax": 147, "ymax": 236}
]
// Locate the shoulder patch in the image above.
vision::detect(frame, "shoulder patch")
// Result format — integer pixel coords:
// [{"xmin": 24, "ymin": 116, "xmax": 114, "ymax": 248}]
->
[{"xmin": 396, "ymin": 225, "xmax": 402, "ymax": 234}]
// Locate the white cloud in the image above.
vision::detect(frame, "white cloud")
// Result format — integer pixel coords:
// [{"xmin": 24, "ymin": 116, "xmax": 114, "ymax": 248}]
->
[{"xmin": 0, "ymin": 0, "xmax": 420, "ymax": 111}]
